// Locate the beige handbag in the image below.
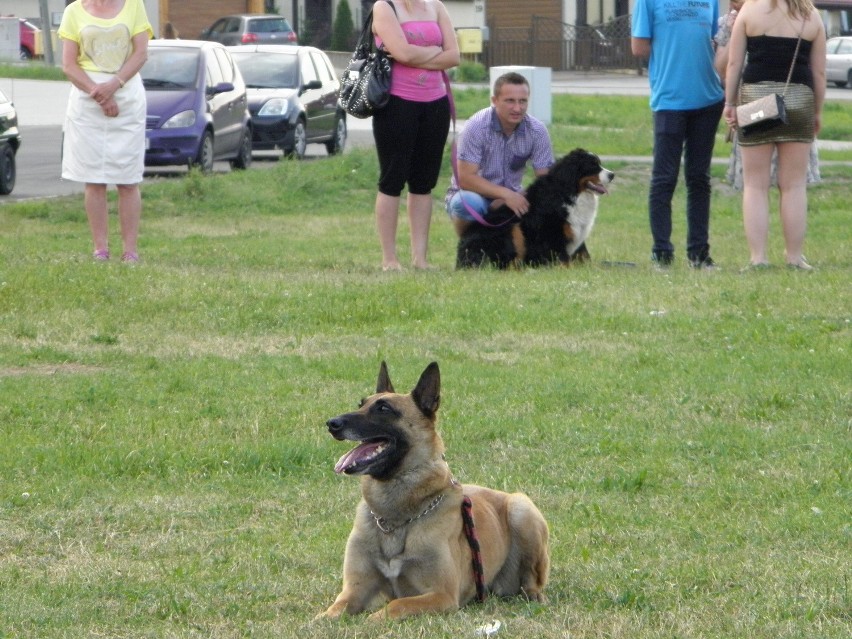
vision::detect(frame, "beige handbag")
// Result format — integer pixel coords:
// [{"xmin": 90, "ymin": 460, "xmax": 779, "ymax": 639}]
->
[
  {"xmin": 735, "ymin": 22, "xmax": 804, "ymax": 138},
  {"xmin": 737, "ymin": 93, "xmax": 787, "ymax": 136}
]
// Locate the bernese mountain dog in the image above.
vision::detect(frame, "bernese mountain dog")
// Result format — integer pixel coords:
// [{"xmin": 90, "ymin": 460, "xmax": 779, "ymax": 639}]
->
[{"xmin": 456, "ymin": 148, "xmax": 614, "ymax": 269}]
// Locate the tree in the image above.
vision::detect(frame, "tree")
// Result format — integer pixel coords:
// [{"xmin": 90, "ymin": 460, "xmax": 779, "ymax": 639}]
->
[{"xmin": 330, "ymin": 0, "xmax": 356, "ymax": 51}]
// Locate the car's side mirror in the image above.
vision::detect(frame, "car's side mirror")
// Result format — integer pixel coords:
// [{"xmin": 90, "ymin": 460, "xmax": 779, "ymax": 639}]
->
[
  {"xmin": 299, "ymin": 80, "xmax": 322, "ymax": 95},
  {"xmin": 208, "ymin": 81, "xmax": 235, "ymax": 96}
]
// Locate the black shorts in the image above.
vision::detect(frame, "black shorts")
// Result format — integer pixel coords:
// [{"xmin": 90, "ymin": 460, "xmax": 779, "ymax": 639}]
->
[{"xmin": 372, "ymin": 94, "xmax": 451, "ymax": 196}]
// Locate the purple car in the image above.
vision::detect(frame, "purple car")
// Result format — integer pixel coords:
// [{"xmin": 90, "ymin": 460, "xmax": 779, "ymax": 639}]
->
[{"xmin": 142, "ymin": 40, "xmax": 252, "ymax": 172}]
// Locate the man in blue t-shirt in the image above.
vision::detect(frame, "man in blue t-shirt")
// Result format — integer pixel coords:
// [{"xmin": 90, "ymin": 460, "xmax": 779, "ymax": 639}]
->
[{"xmin": 632, "ymin": 0, "xmax": 724, "ymax": 269}]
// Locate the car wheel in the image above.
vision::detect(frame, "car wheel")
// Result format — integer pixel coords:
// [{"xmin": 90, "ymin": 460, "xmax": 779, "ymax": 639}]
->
[
  {"xmin": 191, "ymin": 130, "xmax": 215, "ymax": 173},
  {"xmin": 286, "ymin": 120, "xmax": 307, "ymax": 159},
  {"xmin": 847, "ymin": 69, "xmax": 852, "ymax": 89},
  {"xmin": 325, "ymin": 115, "xmax": 347, "ymax": 155},
  {"xmin": 231, "ymin": 129, "xmax": 252, "ymax": 170},
  {"xmin": 0, "ymin": 144, "xmax": 16, "ymax": 195}
]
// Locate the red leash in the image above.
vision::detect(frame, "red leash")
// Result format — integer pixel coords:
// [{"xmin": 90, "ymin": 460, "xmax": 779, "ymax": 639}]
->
[{"xmin": 461, "ymin": 496, "xmax": 487, "ymax": 602}]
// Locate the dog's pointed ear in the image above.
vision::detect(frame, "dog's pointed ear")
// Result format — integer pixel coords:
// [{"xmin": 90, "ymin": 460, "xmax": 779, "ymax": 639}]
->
[
  {"xmin": 376, "ymin": 361, "xmax": 395, "ymax": 393},
  {"xmin": 411, "ymin": 362, "xmax": 440, "ymax": 418}
]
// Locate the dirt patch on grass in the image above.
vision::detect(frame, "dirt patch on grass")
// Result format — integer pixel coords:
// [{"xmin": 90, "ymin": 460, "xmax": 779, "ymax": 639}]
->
[{"xmin": 0, "ymin": 363, "xmax": 105, "ymax": 378}]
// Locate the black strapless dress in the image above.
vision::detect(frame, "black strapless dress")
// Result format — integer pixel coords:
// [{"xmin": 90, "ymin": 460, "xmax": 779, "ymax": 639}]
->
[{"xmin": 738, "ymin": 35, "xmax": 816, "ymax": 145}]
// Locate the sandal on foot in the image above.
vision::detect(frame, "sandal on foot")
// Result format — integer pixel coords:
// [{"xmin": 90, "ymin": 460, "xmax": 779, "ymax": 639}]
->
[
  {"xmin": 93, "ymin": 249, "xmax": 110, "ymax": 261},
  {"xmin": 739, "ymin": 262, "xmax": 771, "ymax": 273},
  {"xmin": 786, "ymin": 259, "xmax": 813, "ymax": 271},
  {"xmin": 121, "ymin": 252, "xmax": 140, "ymax": 263}
]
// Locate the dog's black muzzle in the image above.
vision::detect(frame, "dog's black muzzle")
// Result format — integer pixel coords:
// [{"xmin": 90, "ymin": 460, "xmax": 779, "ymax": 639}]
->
[{"xmin": 327, "ymin": 415, "xmax": 351, "ymax": 441}]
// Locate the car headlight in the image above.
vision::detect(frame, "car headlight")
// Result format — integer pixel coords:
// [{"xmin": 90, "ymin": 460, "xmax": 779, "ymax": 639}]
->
[
  {"xmin": 258, "ymin": 98, "xmax": 290, "ymax": 117},
  {"xmin": 161, "ymin": 110, "xmax": 196, "ymax": 129}
]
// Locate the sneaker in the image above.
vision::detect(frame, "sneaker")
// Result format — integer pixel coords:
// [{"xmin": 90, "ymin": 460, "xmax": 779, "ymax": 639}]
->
[
  {"xmin": 651, "ymin": 250, "xmax": 674, "ymax": 267},
  {"xmin": 688, "ymin": 255, "xmax": 717, "ymax": 270}
]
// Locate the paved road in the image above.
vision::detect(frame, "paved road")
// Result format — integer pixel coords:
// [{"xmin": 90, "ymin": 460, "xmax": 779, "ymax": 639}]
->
[
  {"xmin": 1, "ymin": 73, "xmax": 850, "ymax": 203},
  {"xmin": 0, "ymin": 77, "xmax": 378, "ymax": 202}
]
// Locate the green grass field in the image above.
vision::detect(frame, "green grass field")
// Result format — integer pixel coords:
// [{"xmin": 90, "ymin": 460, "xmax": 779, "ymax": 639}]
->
[{"xmin": 0, "ymin": 89, "xmax": 849, "ymax": 638}]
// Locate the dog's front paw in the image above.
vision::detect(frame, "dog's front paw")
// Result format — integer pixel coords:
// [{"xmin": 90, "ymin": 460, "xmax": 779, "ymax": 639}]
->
[
  {"xmin": 367, "ymin": 606, "xmax": 389, "ymax": 622},
  {"xmin": 521, "ymin": 588, "xmax": 548, "ymax": 604},
  {"xmin": 313, "ymin": 603, "xmax": 345, "ymax": 621}
]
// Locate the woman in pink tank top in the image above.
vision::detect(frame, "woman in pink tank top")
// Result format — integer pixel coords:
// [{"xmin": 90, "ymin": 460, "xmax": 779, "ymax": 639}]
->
[{"xmin": 371, "ymin": 0, "xmax": 459, "ymax": 271}]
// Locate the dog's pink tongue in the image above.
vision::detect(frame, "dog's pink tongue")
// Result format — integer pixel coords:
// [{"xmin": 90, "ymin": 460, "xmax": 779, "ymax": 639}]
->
[{"xmin": 334, "ymin": 442, "xmax": 383, "ymax": 474}]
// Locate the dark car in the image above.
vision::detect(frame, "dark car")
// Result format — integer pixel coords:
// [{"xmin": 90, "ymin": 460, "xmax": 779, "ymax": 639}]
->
[
  {"xmin": 141, "ymin": 40, "xmax": 252, "ymax": 172},
  {"xmin": 0, "ymin": 88, "xmax": 20, "ymax": 195},
  {"xmin": 228, "ymin": 45, "xmax": 346, "ymax": 158},
  {"xmin": 200, "ymin": 14, "xmax": 297, "ymax": 46},
  {"xmin": 826, "ymin": 36, "xmax": 852, "ymax": 88}
]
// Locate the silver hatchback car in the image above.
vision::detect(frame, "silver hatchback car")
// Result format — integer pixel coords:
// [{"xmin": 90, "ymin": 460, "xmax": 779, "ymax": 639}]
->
[
  {"xmin": 826, "ymin": 36, "xmax": 852, "ymax": 88},
  {"xmin": 199, "ymin": 14, "xmax": 298, "ymax": 47}
]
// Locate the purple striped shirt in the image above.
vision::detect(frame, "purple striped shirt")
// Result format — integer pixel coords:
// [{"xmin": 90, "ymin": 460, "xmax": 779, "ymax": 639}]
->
[{"xmin": 446, "ymin": 107, "xmax": 554, "ymax": 206}]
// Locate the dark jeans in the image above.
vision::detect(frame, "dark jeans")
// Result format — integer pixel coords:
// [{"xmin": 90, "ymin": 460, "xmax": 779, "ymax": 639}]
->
[{"xmin": 649, "ymin": 100, "xmax": 724, "ymax": 256}]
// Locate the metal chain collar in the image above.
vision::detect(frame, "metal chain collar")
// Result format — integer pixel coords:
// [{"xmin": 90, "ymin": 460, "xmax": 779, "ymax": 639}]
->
[{"xmin": 371, "ymin": 493, "xmax": 446, "ymax": 535}]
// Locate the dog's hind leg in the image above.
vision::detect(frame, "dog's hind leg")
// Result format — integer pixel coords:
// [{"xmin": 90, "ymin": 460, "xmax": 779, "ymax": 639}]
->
[{"xmin": 501, "ymin": 494, "xmax": 550, "ymax": 601}]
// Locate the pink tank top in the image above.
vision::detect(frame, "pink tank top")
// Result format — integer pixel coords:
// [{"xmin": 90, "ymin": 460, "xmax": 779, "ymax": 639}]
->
[{"xmin": 377, "ymin": 21, "xmax": 446, "ymax": 102}]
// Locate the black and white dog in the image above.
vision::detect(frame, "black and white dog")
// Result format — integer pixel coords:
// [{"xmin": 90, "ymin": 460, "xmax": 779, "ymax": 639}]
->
[{"xmin": 456, "ymin": 148, "xmax": 614, "ymax": 268}]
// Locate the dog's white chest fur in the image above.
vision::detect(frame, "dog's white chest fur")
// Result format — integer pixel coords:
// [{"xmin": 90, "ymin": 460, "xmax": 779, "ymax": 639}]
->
[
  {"xmin": 563, "ymin": 191, "xmax": 599, "ymax": 255},
  {"xmin": 377, "ymin": 557, "xmax": 405, "ymax": 580}
]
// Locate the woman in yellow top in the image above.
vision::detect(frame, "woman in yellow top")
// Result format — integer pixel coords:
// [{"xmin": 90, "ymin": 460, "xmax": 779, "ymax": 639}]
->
[{"xmin": 58, "ymin": 0, "xmax": 153, "ymax": 263}]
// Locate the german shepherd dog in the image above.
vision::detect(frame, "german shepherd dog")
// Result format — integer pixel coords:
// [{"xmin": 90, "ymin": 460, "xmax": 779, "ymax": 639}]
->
[
  {"xmin": 317, "ymin": 362, "xmax": 550, "ymax": 621},
  {"xmin": 456, "ymin": 148, "xmax": 614, "ymax": 268}
]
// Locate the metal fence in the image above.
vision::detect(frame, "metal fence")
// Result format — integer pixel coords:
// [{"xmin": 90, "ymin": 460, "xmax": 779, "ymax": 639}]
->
[{"xmin": 483, "ymin": 15, "xmax": 642, "ymax": 73}]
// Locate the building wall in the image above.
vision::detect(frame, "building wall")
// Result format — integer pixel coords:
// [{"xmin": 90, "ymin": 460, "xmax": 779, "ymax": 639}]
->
[
  {"xmin": 486, "ymin": 0, "xmax": 561, "ymax": 29},
  {"xmin": 2, "ymin": 1, "xmax": 66, "ymax": 26},
  {"xmin": 444, "ymin": 0, "xmax": 486, "ymax": 30},
  {"xmin": 168, "ymin": 0, "xmax": 247, "ymax": 39}
]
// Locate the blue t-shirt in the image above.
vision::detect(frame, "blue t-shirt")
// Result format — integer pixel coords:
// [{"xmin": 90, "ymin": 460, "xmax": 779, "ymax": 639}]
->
[{"xmin": 632, "ymin": 0, "xmax": 723, "ymax": 111}]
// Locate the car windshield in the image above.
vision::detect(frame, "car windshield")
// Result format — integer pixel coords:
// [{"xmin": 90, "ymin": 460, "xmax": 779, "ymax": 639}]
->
[
  {"xmin": 141, "ymin": 49, "xmax": 200, "ymax": 89},
  {"xmin": 231, "ymin": 52, "xmax": 298, "ymax": 89},
  {"xmin": 249, "ymin": 18, "xmax": 291, "ymax": 33}
]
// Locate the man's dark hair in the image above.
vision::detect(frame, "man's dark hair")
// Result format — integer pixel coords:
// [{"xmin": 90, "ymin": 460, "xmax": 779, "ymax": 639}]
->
[{"xmin": 492, "ymin": 72, "xmax": 530, "ymax": 98}]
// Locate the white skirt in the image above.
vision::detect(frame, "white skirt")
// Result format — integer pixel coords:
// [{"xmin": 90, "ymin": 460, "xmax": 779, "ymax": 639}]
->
[{"xmin": 62, "ymin": 71, "xmax": 146, "ymax": 185}]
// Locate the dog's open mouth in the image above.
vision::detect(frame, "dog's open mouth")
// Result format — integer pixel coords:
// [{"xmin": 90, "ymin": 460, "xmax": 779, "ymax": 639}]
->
[
  {"xmin": 585, "ymin": 181, "xmax": 609, "ymax": 195},
  {"xmin": 334, "ymin": 438, "xmax": 391, "ymax": 474}
]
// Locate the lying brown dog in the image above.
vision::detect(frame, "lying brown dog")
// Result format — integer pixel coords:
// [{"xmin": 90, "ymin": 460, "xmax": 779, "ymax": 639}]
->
[{"xmin": 317, "ymin": 361, "xmax": 550, "ymax": 621}]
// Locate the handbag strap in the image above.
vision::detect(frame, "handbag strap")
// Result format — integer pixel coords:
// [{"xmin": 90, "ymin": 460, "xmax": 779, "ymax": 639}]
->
[
  {"xmin": 354, "ymin": 9, "xmax": 376, "ymax": 53},
  {"xmin": 781, "ymin": 19, "xmax": 806, "ymax": 96},
  {"xmin": 358, "ymin": 0, "xmax": 398, "ymax": 55}
]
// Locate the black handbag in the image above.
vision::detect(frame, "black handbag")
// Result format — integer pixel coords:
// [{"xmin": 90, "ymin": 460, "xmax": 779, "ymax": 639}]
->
[{"xmin": 338, "ymin": 3, "xmax": 396, "ymax": 119}]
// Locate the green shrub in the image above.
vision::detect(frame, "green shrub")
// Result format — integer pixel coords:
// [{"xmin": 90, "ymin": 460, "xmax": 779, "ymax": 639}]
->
[
  {"xmin": 452, "ymin": 60, "xmax": 488, "ymax": 83},
  {"xmin": 330, "ymin": 0, "xmax": 356, "ymax": 51}
]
